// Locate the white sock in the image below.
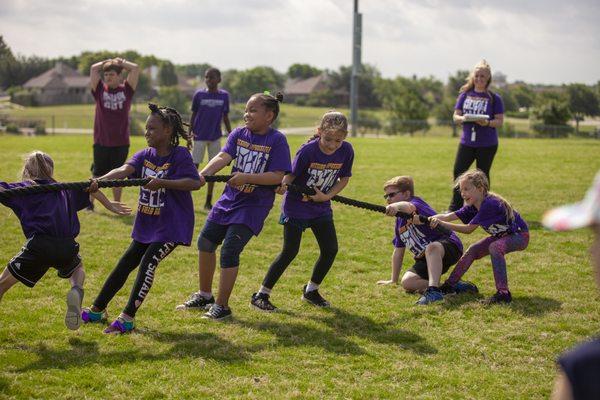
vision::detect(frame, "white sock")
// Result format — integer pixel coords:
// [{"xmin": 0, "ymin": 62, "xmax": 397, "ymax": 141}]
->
[
  {"xmin": 306, "ymin": 281, "xmax": 319, "ymax": 293},
  {"xmin": 258, "ymin": 286, "xmax": 272, "ymax": 295},
  {"xmin": 199, "ymin": 291, "xmax": 212, "ymax": 299}
]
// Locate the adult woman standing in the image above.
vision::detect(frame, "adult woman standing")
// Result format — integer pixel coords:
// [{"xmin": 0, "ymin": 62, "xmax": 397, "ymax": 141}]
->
[{"xmin": 448, "ymin": 60, "xmax": 504, "ymax": 211}]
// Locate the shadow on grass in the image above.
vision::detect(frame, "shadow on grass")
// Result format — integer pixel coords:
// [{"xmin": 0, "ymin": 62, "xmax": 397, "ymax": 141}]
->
[
  {"xmin": 236, "ymin": 307, "xmax": 437, "ymax": 356},
  {"xmin": 525, "ymin": 220, "xmax": 544, "ymax": 230},
  {"xmin": 0, "ymin": 376, "xmax": 11, "ymax": 394},
  {"xmin": 96, "ymin": 211, "xmax": 135, "ymax": 226},
  {"xmin": 16, "ymin": 332, "xmax": 249, "ymax": 372},
  {"xmin": 442, "ymin": 293, "xmax": 561, "ymax": 316}
]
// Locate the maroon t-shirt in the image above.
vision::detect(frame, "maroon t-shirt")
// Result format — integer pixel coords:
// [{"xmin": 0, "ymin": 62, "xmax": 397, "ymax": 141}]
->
[{"xmin": 92, "ymin": 80, "xmax": 134, "ymax": 147}]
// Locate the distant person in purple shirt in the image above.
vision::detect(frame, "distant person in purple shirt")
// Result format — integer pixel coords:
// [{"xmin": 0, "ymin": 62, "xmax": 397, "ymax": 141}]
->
[
  {"xmin": 250, "ymin": 111, "xmax": 354, "ymax": 312},
  {"xmin": 431, "ymin": 169, "xmax": 529, "ymax": 304},
  {"xmin": 82, "ymin": 104, "xmax": 203, "ymax": 334},
  {"xmin": 0, "ymin": 151, "xmax": 130, "ymax": 330},
  {"xmin": 544, "ymin": 171, "xmax": 600, "ymax": 400},
  {"xmin": 189, "ymin": 68, "xmax": 232, "ymax": 210},
  {"xmin": 449, "ymin": 60, "xmax": 504, "ymax": 212},
  {"xmin": 377, "ymin": 176, "xmax": 473, "ymax": 305},
  {"xmin": 89, "ymin": 57, "xmax": 140, "ymax": 205},
  {"xmin": 176, "ymin": 92, "xmax": 292, "ymax": 321}
]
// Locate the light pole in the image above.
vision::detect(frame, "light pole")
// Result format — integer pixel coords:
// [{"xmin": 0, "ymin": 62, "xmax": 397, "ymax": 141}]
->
[{"xmin": 350, "ymin": 0, "xmax": 362, "ymax": 137}]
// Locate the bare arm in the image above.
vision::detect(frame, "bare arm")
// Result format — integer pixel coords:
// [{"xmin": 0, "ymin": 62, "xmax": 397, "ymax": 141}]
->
[
  {"xmin": 189, "ymin": 111, "xmax": 197, "ymax": 138},
  {"xmin": 144, "ymin": 177, "xmax": 202, "ymax": 192},
  {"xmin": 89, "ymin": 60, "xmax": 109, "ymax": 91},
  {"xmin": 385, "ymin": 201, "xmax": 416, "ymax": 217},
  {"xmin": 98, "ymin": 164, "xmax": 136, "ymax": 181},
  {"xmin": 117, "ymin": 58, "xmax": 140, "ymax": 90},
  {"xmin": 223, "ymin": 114, "xmax": 232, "ymax": 134},
  {"xmin": 432, "ymin": 212, "xmax": 459, "ymax": 222},
  {"xmin": 200, "ymin": 152, "xmax": 233, "ymax": 176},
  {"xmin": 231, "ymin": 171, "xmax": 285, "ymax": 186},
  {"xmin": 431, "ymin": 218, "xmax": 478, "ymax": 234},
  {"xmin": 550, "ymin": 370, "xmax": 573, "ymax": 400},
  {"xmin": 309, "ymin": 176, "xmax": 350, "ymax": 202},
  {"xmin": 90, "ymin": 190, "xmax": 132, "ymax": 215},
  {"xmin": 453, "ymin": 109, "xmax": 465, "ymax": 124},
  {"xmin": 378, "ymin": 247, "xmax": 405, "ymax": 285}
]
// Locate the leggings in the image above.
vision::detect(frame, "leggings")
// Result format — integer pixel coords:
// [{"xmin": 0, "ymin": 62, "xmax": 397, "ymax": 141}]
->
[
  {"xmin": 93, "ymin": 241, "xmax": 176, "ymax": 317},
  {"xmin": 262, "ymin": 219, "xmax": 338, "ymax": 289},
  {"xmin": 449, "ymin": 143, "xmax": 498, "ymax": 211},
  {"xmin": 446, "ymin": 232, "xmax": 529, "ymax": 293}
]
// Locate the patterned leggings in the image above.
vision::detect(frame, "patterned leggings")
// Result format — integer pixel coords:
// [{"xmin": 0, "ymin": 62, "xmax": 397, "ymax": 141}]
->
[{"xmin": 446, "ymin": 232, "xmax": 529, "ymax": 293}]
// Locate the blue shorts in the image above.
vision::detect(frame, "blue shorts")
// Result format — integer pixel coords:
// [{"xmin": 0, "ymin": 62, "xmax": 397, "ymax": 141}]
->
[{"xmin": 198, "ymin": 221, "xmax": 254, "ymax": 268}]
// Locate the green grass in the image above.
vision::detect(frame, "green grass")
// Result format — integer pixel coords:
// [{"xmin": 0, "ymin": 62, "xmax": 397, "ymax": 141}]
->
[{"xmin": 1, "ymin": 134, "xmax": 599, "ymax": 399}]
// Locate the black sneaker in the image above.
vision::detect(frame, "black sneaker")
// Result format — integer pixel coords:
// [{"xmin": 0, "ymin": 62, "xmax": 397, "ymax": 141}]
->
[
  {"xmin": 175, "ymin": 292, "xmax": 215, "ymax": 311},
  {"xmin": 481, "ymin": 291, "xmax": 512, "ymax": 305},
  {"xmin": 440, "ymin": 280, "xmax": 479, "ymax": 295},
  {"xmin": 250, "ymin": 292, "xmax": 277, "ymax": 312},
  {"xmin": 202, "ymin": 303, "xmax": 232, "ymax": 320},
  {"xmin": 301, "ymin": 285, "xmax": 330, "ymax": 308}
]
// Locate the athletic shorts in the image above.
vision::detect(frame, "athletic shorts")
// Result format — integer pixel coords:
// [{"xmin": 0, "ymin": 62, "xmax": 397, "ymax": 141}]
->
[
  {"xmin": 198, "ymin": 221, "xmax": 254, "ymax": 268},
  {"xmin": 192, "ymin": 139, "xmax": 221, "ymax": 165},
  {"xmin": 7, "ymin": 235, "xmax": 82, "ymax": 287},
  {"xmin": 408, "ymin": 239, "xmax": 463, "ymax": 280},
  {"xmin": 91, "ymin": 144, "xmax": 129, "ymax": 177}
]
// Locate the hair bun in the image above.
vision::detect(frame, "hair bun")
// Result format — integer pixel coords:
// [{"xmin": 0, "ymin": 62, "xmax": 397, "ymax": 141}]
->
[
  {"xmin": 275, "ymin": 92, "xmax": 284, "ymax": 103},
  {"xmin": 148, "ymin": 103, "xmax": 160, "ymax": 113}
]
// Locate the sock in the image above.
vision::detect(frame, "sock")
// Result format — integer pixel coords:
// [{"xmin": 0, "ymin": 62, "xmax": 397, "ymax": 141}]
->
[
  {"xmin": 306, "ymin": 281, "xmax": 319, "ymax": 293},
  {"xmin": 258, "ymin": 286, "xmax": 272, "ymax": 295},
  {"xmin": 199, "ymin": 290, "xmax": 213, "ymax": 299}
]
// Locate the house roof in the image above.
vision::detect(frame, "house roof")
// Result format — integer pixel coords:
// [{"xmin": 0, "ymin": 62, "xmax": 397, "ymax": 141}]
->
[
  {"xmin": 284, "ymin": 74, "xmax": 327, "ymax": 95},
  {"xmin": 24, "ymin": 63, "xmax": 89, "ymax": 89}
]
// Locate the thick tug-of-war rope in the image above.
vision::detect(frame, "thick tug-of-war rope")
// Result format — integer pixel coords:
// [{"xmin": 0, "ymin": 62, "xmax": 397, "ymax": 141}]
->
[{"xmin": 0, "ymin": 176, "xmax": 452, "ymax": 236}]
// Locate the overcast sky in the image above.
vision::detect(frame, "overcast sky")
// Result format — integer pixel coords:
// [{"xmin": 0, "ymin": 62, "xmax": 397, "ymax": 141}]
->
[{"xmin": 1, "ymin": 0, "xmax": 599, "ymax": 85}]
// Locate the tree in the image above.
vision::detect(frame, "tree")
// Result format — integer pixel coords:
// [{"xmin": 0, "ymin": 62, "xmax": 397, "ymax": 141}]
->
[
  {"xmin": 177, "ymin": 63, "xmax": 213, "ymax": 78},
  {"xmin": 158, "ymin": 61, "xmax": 178, "ymax": 87},
  {"xmin": 566, "ymin": 83, "xmax": 600, "ymax": 134},
  {"xmin": 511, "ymin": 84, "xmax": 536, "ymax": 110},
  {"xmin": 227, "ymin": 66, "xmax": 284, "ymax": 102},
  {"xmin": 0, "ymin": 36, "xmax": 18, "ymax": 89},
  {"xmin": 532, "ymin": 99, "xmax": 572, "ymax": 137},
  {"xmin": 327, "ymin": 64, "xmax": 382, "ymax": 108},
  {"xmin": 376, "ymin": 76, "xmax": 430, "ymax": 135},
  {"xmin": 287, "ymin": 63, "xmax": 322, "ymax": 80},
  {"xmin": 493, "ymin": 86, "xmax": 517, "ymax": 113},
  {"xmin": 156, "ymin": 86, "xmax": 188, "ymax": 113}
]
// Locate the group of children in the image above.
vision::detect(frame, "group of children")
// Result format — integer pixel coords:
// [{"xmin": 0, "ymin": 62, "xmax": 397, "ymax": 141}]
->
[{"xmin": 0, "ymin": 66, "xmax": 530, "ymax": 334}]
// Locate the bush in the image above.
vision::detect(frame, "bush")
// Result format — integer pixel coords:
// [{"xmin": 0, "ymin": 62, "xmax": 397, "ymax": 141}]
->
[
  {"xmin": 34, "ymin": 124, "xmax": 46, "ymax": 135},
  {"xmin": 532, "ymin": 123, "xmax": 573, "ymax": 138},
  {"xmin": 6, "ymin": 123, "xmax": 19, "ymax": 134},
  {"xmin": 505, "ymin": 110, "xmax": 529, "ymax": 119},
  {"xmin": 498, "ymin": 122, "xmax": 517, "ymax": 138},
  {"xmin": 10, "ymin": 90, "xmax": 37, "ymax": 107},
  {"xmin": 384, "ymin": 118, "xmax": 430, "ymax": 136}
]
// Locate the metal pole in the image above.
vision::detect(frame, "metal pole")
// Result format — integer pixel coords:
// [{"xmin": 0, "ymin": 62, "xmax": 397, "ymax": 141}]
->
[{"xmin": 350, "ymin": 0, "xmax": 362, "ymax": 137}]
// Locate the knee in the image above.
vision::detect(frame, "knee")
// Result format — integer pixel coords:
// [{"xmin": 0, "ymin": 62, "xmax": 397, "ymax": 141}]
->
[
  {"xmin": 198, "ymin": 235, "xmax": 218, "ymax": 253},
  {"xmin": 322, "ymin": 243, "xmax": 338, "ymax": 259},
  {"xmin": 425, "ymin": 242, "xmax": 443, "ymax": 257},
  {"xmin": 488, "ymin": 242, "xmax": 503, "ymax": 256}
]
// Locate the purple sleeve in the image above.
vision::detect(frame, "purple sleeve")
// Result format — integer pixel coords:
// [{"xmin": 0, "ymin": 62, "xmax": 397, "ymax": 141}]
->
[
  {"xmin": 169, "ymin": 148, "xmax": 201, "ymax": 180},
  {"xmin": 291, "ymin": 145, "xmax": 310, "ymax": 177},
  {"xmin": 454, "ymin": 92, "xmax": 466, "ymax": 111},
  {"xmin": 0, "ymin": 181, "xmax": 19, "ymax": 208},
  {"xmin": 70, "ymin": 190, "xmax": 92, "ymax": 211},
  {"xmin": 125, "ymin": 149, "xmax": 146, "ymax": 178},
  {"xmin": 455, "ymin": 206, "xmax": 477, "ymax": 224},
  {"xmin": 339, "ymin": 143, "xmax": 354, "ymax": 178},
  {"xmin": 470, "ymin": 200, "xmax": 498, "ymax": 227},
  {"xmin": 191, "ymin": 91, "xmax": 200, "ymax": 112},
  {"xmin": 493, "ymin": 93, "xmax": 504, "ymax": 115},
  {"xmin": 222, "ymin": 128, "xmax": 240, "ymax": 158},
  {"xmin": 266, "ymin": 135, "xmax": 292, "ymax": 173},
  {"xmin": 223, "ymin": 92, "xmax": 230, "ymax": 114}
]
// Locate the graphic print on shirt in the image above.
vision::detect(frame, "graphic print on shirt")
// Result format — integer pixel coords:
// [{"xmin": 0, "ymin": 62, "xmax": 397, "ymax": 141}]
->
[
  {"xmin": 138, "ymin": 160, "xmax": 170, "ymax": 216},
  {"xmin": 102, "ymin": 91, "xmax": 127, "ymax": 111},
  {"xmin": 234, "ymin": 139, "xmax": 270, "ymax": 193},
  {"xmin": 486, "ymin": 223, "xmax": 510, "ymax": 237},
  {"xmin": 200, "ymin": 98, "xmax": 225, "ymax": 108},
  {"xmin": 306, "ymin": 162, "xmax": 343, "ymax": 194},
  {"xmin": 398, "ymin": 223, "xmax": 429, "ymax": 257},
  {"xmin": 463, "ymin": 95, "xmax": 489, "ymax": 115}
]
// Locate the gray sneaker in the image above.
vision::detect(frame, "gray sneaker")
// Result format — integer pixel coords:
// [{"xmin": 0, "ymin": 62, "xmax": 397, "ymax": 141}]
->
[{"xmin": 65, "ymin": 286, "xmax": 83, "ymax": 330}]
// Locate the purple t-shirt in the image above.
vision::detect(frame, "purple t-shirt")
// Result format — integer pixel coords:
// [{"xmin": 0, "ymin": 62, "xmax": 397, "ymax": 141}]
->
[
  {"xmin": 455, "ymin": 90, "xmax": 504, "ymax": 148},
  {"xmin": 92, "ymin": 80, "xmax": 134, "ymax": 147},
  {"xmin": 127, "ymin": 146, "xmax": 200, "ymax": 245},
  {"xmin": 283, "ymin": 138, "xmax": 354, "ymax": 219},
  {"xmin": 393, "ymin": 196, "xmax": 463, "ymax": 258},
  {"xmin": 455, "ymin": 195, "xmax": 529, "ymax": 237},
  {"xmin": 208, "ymin": 127, "xmax": 292, "ymax": 235},
  {"xmin": 191, "ymin": 89, "xmax": 230, "ymax": 142},
  {"xmin": 0, "ymin": 180, "xmax": 90, "ymax": 238}
]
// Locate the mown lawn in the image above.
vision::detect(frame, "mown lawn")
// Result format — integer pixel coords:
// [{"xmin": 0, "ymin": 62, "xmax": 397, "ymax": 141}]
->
[{"xmin": 0, "ymin": 134, "xmax": 599, "ymax": 399}]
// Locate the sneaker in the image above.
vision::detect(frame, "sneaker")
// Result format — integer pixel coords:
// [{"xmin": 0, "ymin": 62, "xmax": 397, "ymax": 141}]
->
[
  {"xmin": 103, "ymin": 317, "xmax": 135, "ymax": 334},
  {"xmin": 482, "ymin": 291, "xmax": 512, "ymax": 305},
  {"xmin": 65, "ymin": 287, "xmax": 83, "ymax": 330},
  {"xmin": 301, "ymin": 285, "xmax": 330, "ymax": 308},
  {"xmin": 416, "ymin": 287, "xmax": 444, "ymax": 305},
  {"xmin": 81, "ymin": 307, "xmax": 108, "ymax": 324},
  {"xmin": 202, "ymin": 303, "xmax": 232, "ymax": 320},
  {"xmin": 440, "ymin": 280, "xmax": 479, "ymax": 295},
  {"xmin": 175, "ymin": 292, "xmax": 215, "ymax": 311},
  {"xmin": 250, "ymin": 292, "xmax": 277, "ymax": 312}
]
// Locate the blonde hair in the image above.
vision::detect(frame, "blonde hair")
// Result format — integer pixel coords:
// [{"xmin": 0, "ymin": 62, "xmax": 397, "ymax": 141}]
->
[
  {"xmin": 460, "ymin": 59, "xmax": 492, "ymax": 93},
  {"xmin": 384, "ymin": 175, "xmax": 414, "ymax": 197},
  {"xmin": 21, "ymin": 151, "xmax": 55, "ymax": 182},
  {"xmin": 319, "ymin": 111, "xmax": 348, "ymax": 134},
  {"xmin": 455, "ymin": 169, "xmax": 514, "ymax": 221}
]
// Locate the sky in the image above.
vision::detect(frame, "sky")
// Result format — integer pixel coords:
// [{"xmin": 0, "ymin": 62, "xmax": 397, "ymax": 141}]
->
[{"xmin": 1, "ymin": 0, "xmax": 599, "ymax": 85}]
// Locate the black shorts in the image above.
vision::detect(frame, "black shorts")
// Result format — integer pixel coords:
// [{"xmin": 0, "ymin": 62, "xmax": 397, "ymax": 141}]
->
[
  {"xmin": 91, "ymin": 144, "xmax": 129, "ymax": 177},
  {"xmin": 7, "ymin": 235, "xmax": 82, "ymax": 287},
  {"xmin": 408, "ymin": 240, "xmax": 463, "ymax": 280}
]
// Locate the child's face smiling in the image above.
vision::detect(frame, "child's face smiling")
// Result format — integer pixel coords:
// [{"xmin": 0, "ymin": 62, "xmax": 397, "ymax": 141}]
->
[
  {"xmin": 144, "ymin": 114, "xmax": 172, "ymax": 149},
  {"xmin": 473, "ymin": 68, "xmax": 490, "ymax": 91},
  {"xmin": 318, "ymin": 129, "xmax": 346, "ymax": 155},
  {"xmin": 244, "ymin": 97, "xmax": 273, "ymax": 134},
  {"xmin": 460, "ymin": 180, "xmax": 485, "ymax": 207}
]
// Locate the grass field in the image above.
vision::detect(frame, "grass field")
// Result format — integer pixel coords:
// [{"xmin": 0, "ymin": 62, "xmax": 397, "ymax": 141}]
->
[{"xmin": 0, "ymin": 134, "xmax": 599, "ymax": 399}]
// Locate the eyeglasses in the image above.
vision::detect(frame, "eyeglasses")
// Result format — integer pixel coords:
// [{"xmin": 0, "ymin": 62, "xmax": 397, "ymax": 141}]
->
[{"xmin": 383, "ymin": 191, "xmax": 400, "ymax": 200}]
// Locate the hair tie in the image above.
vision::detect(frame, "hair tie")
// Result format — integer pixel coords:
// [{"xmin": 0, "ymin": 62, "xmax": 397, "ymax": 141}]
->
[{"xmin": 263, "ymin": 90, "xmax": 271, "ymax": 96}]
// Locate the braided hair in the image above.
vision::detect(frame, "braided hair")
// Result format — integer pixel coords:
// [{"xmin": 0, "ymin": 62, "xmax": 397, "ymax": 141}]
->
[
  {"xmin": 148, "ymin": 103, "xmax": 192, "ymax": 150},
  {"xmin": 250, "ymin": 92, "xmax": 284, "ymax": 123}
]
